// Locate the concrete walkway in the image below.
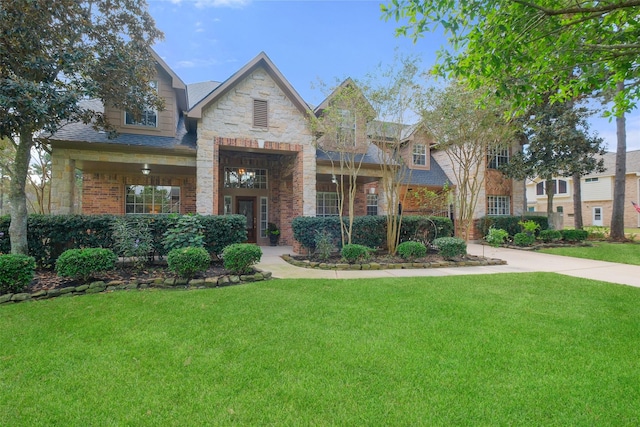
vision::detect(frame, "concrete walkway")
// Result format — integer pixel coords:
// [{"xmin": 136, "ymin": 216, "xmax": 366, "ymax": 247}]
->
[{"xmin": 257, "ymin": 244, "xmax": 640, "ymax": 287}]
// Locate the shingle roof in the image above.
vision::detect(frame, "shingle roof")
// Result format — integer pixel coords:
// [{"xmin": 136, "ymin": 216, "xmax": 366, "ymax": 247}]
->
[
  {"xmin": 187, "ymin": 81, "xmax": 220, "ymax": 110},
  {"xmin": 585, "ymin": 150, "xmax": 640, "ymax": 177},
  {"xmin": 402, "ymin": 156, "xmax": 450, "ymax": 187},
  {"xmin": 45, "ymin": 113, "xmax": 196, "ymax": 151},
  {"xmin": 316, "ymin": 142, "xmax": 389, "ymax": 165},
  {"xmin": 367, "ymin": 120, "xmax": 417, "ymax": 141}
]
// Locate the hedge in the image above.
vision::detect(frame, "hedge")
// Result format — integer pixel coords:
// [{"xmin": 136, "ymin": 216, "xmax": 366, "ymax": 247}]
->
[
  {"xmin": 292, "ymin": 215, "xmax": 454, "ymax": 251},
  {"xmin": 0, "ymin": 214, "xmax": 247, "ymax": 268}
]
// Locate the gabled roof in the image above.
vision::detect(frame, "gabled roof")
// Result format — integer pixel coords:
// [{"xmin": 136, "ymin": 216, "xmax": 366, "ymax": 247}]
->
[
  {"xmin": 316, "ymin": 142, "xmax": 391, "ymax": 166},
  {"xmin": 368, "ymin": 120, "xmax": 418, "ymax": 143},
  {"xmin": 187, "ymin": 52, "xmax": 311, "ymax": 119},
  {"xmin": 150, "ymin": 49, "xmax": 188, "ymax": 112},
  {"xmin": 401, "ymin": 156, "xmax": 450, "ymax": 187},
  {"xmin": 313, "ymin": 78, "xmax": 375, "ymax": 119}
]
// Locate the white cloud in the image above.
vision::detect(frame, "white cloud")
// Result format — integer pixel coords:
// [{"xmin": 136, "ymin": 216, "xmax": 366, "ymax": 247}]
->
[{"xmin": 195, "ymin": 0, "xmax": 250, "ymax": 8}]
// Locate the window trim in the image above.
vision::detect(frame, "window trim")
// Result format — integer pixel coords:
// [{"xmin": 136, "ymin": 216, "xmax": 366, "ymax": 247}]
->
[
  {"xmin": 125, "ymin": 185, "xmax": 180, "ymax": 215},
  {"xmin": 124, "ymin": 80, "xmax": 158, "ymax": 128},
  {"xmin": 488, "ymin": 146, "xmax": 510, "ymax": 169},
  {"xmin": 412, "ymin": 143, "xmax": 427, "ymax": 166},
  {"xmin": 536, "ymin": 179, "xmax": 569, "ymax": 196},
  {"xmin": 223, "ymin": 167, "xmax": 268, "ymax": 189},
  {"xmin": 366, "ymin": 193, "xmax": 378, "ymax": 216},
  {"xmin": 317, "ymin": 192, "xmax": 339, "ymax": 217},
  {"xmin": 487, "ymin": 195, "xmax": 510, "ymax": 216},
  {"xmin": 260, "ymin": 197, "xmax": 268, "ymax": 238}
]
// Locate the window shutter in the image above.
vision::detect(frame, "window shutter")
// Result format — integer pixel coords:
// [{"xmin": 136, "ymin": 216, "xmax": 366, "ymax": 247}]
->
[{"xmin": 253, "ymin": 99, "xmax": 268, "ymax": 128}]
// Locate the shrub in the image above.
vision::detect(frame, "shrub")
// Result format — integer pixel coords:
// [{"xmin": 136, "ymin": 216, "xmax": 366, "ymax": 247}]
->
[
  {"xmin": 539, "ymin": 229, "xmax": 562, "ymax": 243},
  {"xmin": 519, "ymin": 220, "xmax": 541, "ymax": 236},
  {"xmin": 223, "ymin": 243, "xmax": 262, "ymax": 275},
  {"xmin": 200, "ymin": 215, "xmax": 247, "ymax": 256},
  {"xmin": 167, "ymin": 247, "xmax": 211, "ymax": 279},
  {"xmin": 477, "ymin": 215, "xmax": 549, "ymax": 237},
  {"xmin": 314, "ymin": 230, "xmax": 336, "ymax": 261},
  {"xmin": 433, "ymin": 237, "xmax": 467, "ymax": 259},
  {"xmin": 584, "ymin": 226, "xmax": 609, "ymax": 240},
  {"xmin": 396, "ymin": 241, "xmax": 427, "ymax": 260},
  {"xmin": 513, "ymin": 232, "xmax": 536, "ymax": 246},
  {"xmin": 0, "ymin": 254, "xmax": 35, "ymax": 295},
  {"xmin": 55, "ymin": 248, "xmax": 117, "ymax": 282},
  {"xmin": 163, "ymin": 214, "xmax": 205, "ymax": 252},
  {"xmin": 111, "ymin": 217, "xmax": 154, "ymax": 270},
  {"xmin": 485, "ymin": 228, "xmax": 509, "ymax": 247},
  {"xmin": 341, "ymin": 244, "xmax": 372, "ymax": 263},
  {"xmin": 561, "ymin": 229, "xmax": 589, "ymax": 242}
]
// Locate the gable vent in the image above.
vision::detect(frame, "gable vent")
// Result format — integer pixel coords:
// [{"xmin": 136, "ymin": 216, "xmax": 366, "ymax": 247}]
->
[{"xmin": 253, "ymin": 99, "xmax": 268, "ymax": 128}]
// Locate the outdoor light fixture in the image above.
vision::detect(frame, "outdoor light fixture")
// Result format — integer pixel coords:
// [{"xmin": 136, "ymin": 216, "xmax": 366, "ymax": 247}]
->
[
  {"xmin": 141, "ymin": 164, "xmax": 151, "ymax": 175},
  {"xmin": 331, "ymin": 174, "xmax": 337, "ymax": 184}
]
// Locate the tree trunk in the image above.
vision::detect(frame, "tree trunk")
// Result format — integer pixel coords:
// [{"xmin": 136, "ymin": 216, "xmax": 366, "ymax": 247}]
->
[
  {"xmin": 545, "ymin": 178, "xmax": 555, "ymax": 228},
  {"xmin": 572, "ymin": 172, "xmax": 583, "ymax": 229},
  {"xmin": 610, "ymin": 82, "xmax": 626, "ymax": 241},
  {"xmin": 9, "ymin": 131, "xmax": 34, "ymax": 254}
]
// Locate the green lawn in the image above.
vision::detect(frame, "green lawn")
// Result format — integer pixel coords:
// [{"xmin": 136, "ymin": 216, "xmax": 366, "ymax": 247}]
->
[
  {"xmin": 2, "ymin": 274, "xmax": 640, "ymax": 425},
  {"xmin": 539, "ymin": 242, "xmax": 640, "ymax": 265}
]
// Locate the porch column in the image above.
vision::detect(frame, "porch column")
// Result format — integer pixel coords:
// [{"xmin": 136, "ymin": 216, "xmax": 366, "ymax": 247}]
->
[
  {"xmin": 196, "ymin": 134, "xmax": 216, "ymax": 215},
  {"xmin": 301, "ymin": 144, "xmax": 316, "ymax": 216},
  {"xmin": 50, "ymin": 154, "xmax": 76, "ymax": 214}
]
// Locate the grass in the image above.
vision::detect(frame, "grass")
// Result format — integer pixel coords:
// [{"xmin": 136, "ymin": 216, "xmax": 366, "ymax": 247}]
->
[
  {"xmin": 539, "ymin": 242, "xmax": 640, "ymax": 265},
  {"xmin": 2, "ymin": 273, "xmax": 640, "ymax": 425}
]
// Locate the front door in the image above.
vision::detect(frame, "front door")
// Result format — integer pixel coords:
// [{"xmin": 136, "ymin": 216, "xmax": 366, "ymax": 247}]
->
[
  {"xmin": 592, "ymin": 207, "xmax": 603, "ymax": 226},
  {"xmin": 237, "ymin": 197, "xmax": 257, "ymax": 243}
]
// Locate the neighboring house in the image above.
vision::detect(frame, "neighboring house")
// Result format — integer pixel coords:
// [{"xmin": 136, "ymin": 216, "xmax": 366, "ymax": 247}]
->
[
  {"xmin": 525, "ymin": 150, "xmax": 640, "ymax": 228},
  {"xmin": 47, "ymin": 49, "xmax": 522, "ymax": 246}
]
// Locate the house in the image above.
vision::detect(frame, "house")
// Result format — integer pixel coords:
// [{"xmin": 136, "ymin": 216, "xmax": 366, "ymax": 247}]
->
[
  {"xmin": 47, "ymin": 49, "xmax": 522, "ymax": 246},
  {"xmin": 525, "ymin": 150, "xmax": 640, "ymax": 228}
]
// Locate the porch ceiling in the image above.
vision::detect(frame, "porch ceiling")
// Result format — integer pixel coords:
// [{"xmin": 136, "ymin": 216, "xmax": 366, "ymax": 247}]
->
[{"xmin": 80, "ymin": 160, "xmax": 196, "ymax": 177}]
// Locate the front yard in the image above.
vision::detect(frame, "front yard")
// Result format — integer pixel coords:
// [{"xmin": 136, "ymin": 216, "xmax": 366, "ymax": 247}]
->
[
  {"xmin": 539, "ymin": 242, "xmax": 640, "ymax": 266},
  {"xmin": 2, "ymin": 273, "xmax": 639, "ymax": 425}
]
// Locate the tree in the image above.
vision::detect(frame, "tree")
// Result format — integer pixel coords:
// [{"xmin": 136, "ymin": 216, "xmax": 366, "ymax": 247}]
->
[
  {"xmin": 382, "ymin": 0, "xmax": 638, "ymax": 239},
  {"xmin": 360, "ymin": 54, "xmax": 423, "ymax": 255},
  {"xmin": 27, "ymin": 144, "xmax": 52, "ymax": 214},
  {"xmin": 0, "ymin": 0, "xmax": 163, "ymax": 254},
  {"xmin": 418, "ymin": 81, "xmax": 513, "ymax": 240},
  {"xmin": 310, "ymin": 80, "xmax": 375, "ymax": 246},
  {"xmin": 502, "ymin": 99, "xmax": 606, "ymax": 228}
]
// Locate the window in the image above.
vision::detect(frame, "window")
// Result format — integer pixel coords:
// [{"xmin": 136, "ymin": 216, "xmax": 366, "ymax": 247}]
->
[
  {"xmin": 317, "ymin": 192, "xmax": 339, "ymax": 217},
  {"xmin": 366, "ymin": 194, "xmax": 378, "ymax": 216},
  {"xmin": 125, "ymin": 185, "xmax": 179, "ymax": 214},
  {"xmin": 224, "ymin": 167, "xmax": 267, "ymax": 189},
  {"xmin": 487, "ymin": 196, "xmax": 510, "ymax": 216},
  {"xmin": 488, "ymin": 146, "xmax": 509, "ymax": 169},
  {"xmin": 336, "ymin": 109, "xmax": 356, "ymax": 145},
  {"xmin": 536, "ymin": 179, "xmax": 568, "ymax": 196},
  {"xmin": 557, "ymin": 206, "xmax": 564, "ymax": 213},
  {"xmin": 260, "ymin": 197, "xmax": 268, "ymax": 238},
  {"xmin": 413, "ymin": 144, "xmax": 427, "ymax": 166},
  {"xmin": 124, "ymin": 81, "xmax": 158, "ymax": 127},
  {"xmin": 253, "ymin": 99, "xmax": 268, "ymax": 128},
  {"xmin": 224, "ymin": 196, "xmax": 232, "ymax": 215},
  {"xmin": 585, "ymin": 177, "xmax": 599, "ymax": 183}
]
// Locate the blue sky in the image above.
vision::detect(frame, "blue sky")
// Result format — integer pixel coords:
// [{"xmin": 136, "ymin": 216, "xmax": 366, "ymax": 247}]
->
[{"xmin": 148, "ymin": 0, "xmax": 639, "ymax": 152}]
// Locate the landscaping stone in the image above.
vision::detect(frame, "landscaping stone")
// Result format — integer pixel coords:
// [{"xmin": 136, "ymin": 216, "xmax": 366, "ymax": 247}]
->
[
  {"xmin": 0, "ymin": 294, "xmax": 13, "ymax": 304},
  {"xmin": 205, "ymin": 277, "xmax": 219, "ymax": 288},
  {"xmin": 254, "ymin": 273, "xmax": 264, "ymax": 281},
  {"xmin": 229, "ymin": 275, "xmax": 240, "ymax": 284},
  {"xmin": 139, "ymin": 283, "xmax": 149, "ymax": 289},
  {"xmin": 126, "ymin": 283, "xmax": 139, "ymax": 290},
  {"xmin": 75, "ymin": 285, "xmax": 89, "ymax": 292},
  {"xmin": 218, "ymin": 276, "xmax": 230, "ymax": 286},
  {"xmin": 89, "ymin": 281, "xmax": 106, "ymax": 290},
  {"xmin": 369, "ymin": 263, "xmax": 380, "ymax": 270},
  {"xmin": 31, "ymin": 290, "xmax": 48, "ymax": 298},
  {"xmin": 348, "ymin": 264, "xmax": 361, "ymax": 270},
  {"xmin": 47, "ymin": 289, "xmax": 62, "ymax": 297},
  {"xmin": 163, "ymin": 278, "xmax": 175, "ymax": 287},
  {"xmin": 189, "ymin": 279, "xmax": 205, "ymax": 286},
  {"xmin": 11, "ymin": 293, "xmax": 31, "ymax": 302},
  {"xmin": 240, "ymin": 274, "xmax": 254, "ymax": 282}
]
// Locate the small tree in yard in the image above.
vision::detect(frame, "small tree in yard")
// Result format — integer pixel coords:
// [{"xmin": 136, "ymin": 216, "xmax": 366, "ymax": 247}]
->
[
  {"xmin": 418, "ymin": 81, "xmax": 513, "ymax": 240},
  {"xmin": 310, "ymin": 80, "xmax": 375, "ymax": 247},
  {"xmin": 0, "ymin": 0, "xmax": 162, "ymax": 254},
  {"xmin": 361, "ymin": 54, "xmax": 423, "ymax": 255}
]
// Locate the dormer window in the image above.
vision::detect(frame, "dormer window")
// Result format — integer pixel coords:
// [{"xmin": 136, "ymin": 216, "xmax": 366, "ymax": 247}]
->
[
  {"xmin": 413, "ymin": 143, "xmax": 426, "ymax": 166},
  {"xmin": 125, "ymin": 81, "xmax": 158, "ymax": 127},
  {"xmin": 253, "ymin": 99, "xmax": 268, "ymax": 128}
]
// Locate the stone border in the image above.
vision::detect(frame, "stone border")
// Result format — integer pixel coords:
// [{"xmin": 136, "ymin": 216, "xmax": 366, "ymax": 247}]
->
[
  {"xmin": 0, "ymin": 270, "xmax": 273, "ymax": 306},
  {"xmin": 281, "ymin": 255, "xmax": 506, "ymax": 270}
]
